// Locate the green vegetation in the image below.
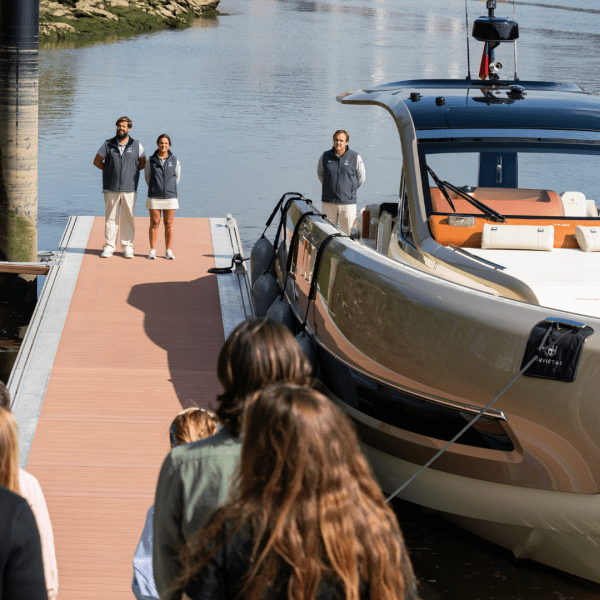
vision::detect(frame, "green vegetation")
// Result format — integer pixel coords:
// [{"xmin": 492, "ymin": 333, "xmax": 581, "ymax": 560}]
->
[{"xmin": 40, "ymin": 1, "xmax": 220, "ymax": 41}]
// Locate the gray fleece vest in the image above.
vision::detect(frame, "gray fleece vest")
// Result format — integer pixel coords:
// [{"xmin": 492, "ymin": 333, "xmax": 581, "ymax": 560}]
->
[
  {"xmin": 321, "ymin": 147, "xmax": 359, "ymax": 204},
  {"xmin": 102, "ymin": 136, "xmax": 141, "ymax": 192},
  {"xmin": 147, "ymin": 150, "xmax": 178, "ymax": 199}
]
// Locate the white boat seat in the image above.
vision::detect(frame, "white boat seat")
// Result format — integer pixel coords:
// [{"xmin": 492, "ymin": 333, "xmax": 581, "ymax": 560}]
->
[
  {"xmin": 575, "ymin": 226, "xmax": 600, "ymax": 252},
  {"xmin": 560, "ymin": 191, "xmax": 587, "ymax": 217},
  {"xmin": 586, "ymin": 200, "xmax": 599, "ymax": 217},
  {"xmin": 481, "ymin": 223, "xmax": 554, "ymax": 251}
]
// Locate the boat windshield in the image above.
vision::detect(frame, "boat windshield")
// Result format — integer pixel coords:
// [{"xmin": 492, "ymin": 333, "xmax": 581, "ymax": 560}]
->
[{"xmin": 418, "ymin": 141, "xmax": 600, "ymax": 220}]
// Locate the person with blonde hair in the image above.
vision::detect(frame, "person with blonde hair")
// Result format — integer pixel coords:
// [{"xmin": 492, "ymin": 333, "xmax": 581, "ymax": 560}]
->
[
  {"xmin": 0, "ymin": 407, "xmax": 58, "ymax": 600},
  {"xmin": 177, "ymin": 385, "xmax": 418, "ymax": 600},
  {"xmin": 133, "ymin": 408, "xmax": 219, "ymax": 600},
  {"xmin": 153, "ymin": 319, "xmax": 313, "ymax": 600}
]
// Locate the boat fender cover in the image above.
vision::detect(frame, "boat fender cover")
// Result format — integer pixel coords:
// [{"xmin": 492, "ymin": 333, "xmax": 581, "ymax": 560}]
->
[
  {"xmin": 266, "ymin": 295, "xmax": 296, "ymax": 333},
  {"xmin": 250, "ymin": 235, "xmax": 275, "ymax": 289},
  {"xmin": 252, "ymin": 271, "xmax": 280, "ymax": 318},
  {"xmin": 521, "ymin": 320, "xmax": 594, "ymax": 382},
  {"xmin": 295, "ymin": 330, "xmax": 316, "ymax": 376}
]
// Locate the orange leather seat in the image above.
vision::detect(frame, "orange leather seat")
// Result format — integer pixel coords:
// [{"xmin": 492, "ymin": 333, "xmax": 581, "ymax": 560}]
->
[
  {"xmin": 429, "ymin": 215, "xmax": 600, "ymax": 249},
  {"xmin": 430, "ymin": 187, "xmax": 565, "ymax": 217}
]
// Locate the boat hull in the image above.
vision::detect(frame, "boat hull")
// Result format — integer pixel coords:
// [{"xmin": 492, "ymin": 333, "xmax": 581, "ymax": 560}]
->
[
  {"xmin": 268, "ymin": 199, "xmax": 600, "ymax": 584},
  {"xmin": 364, "ymin": 442, "xmax": 600, "ymax": 584}
]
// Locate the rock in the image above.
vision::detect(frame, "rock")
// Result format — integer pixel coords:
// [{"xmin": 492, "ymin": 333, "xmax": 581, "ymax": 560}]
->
[
  {"xmin": 40, "ymin": 21, "xmax": 77, "ymax": 37},
  {"xmin": 40, "ymin": 0, "xmax": 221, "ymax": 40}
]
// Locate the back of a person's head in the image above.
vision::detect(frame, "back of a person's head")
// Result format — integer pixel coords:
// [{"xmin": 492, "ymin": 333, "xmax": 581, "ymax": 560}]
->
[
  {"xmin": 235, "ymin": 384, "xmax": 416, "ymax": 599},
  {"xmin": 0, "ymin": 407, "xmax": 20, "ymax": 495},
  {"xmin": 216, "ymin": 319, "xmax": 312, "ymax": 436},
  {"xmin": 241, "ymin": 384, "xmax": 373, "ymax": 505},
  {"xmin": 0, "ymin": 381, "xmax": 10, "ymax": 409},
  {"xmin": 170, "ymin": 407, "xmax": 219, "ymax": 448}
]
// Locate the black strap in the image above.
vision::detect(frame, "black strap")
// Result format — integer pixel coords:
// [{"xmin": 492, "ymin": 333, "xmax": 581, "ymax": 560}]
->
[
  {"xmin": 262, "ymin": 192, "xmax": 305, "ymax": 234},
  {"xmin": 278, "ymin": 210, "xmax": 325, "ymax": 298},
  {"xmin": 300, "ymin": 233, "xmax": 346, "ymax": 330},
  {"xmin": 207, "ymin": 253, "xmax": 250, "ymax": 274}
]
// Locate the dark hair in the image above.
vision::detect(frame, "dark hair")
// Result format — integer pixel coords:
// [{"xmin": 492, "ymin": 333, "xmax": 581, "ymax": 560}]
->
[
  {"xmin": 156, "ymin": 134, "xmax": 171, "ymax": 146},
  {"xmin": 333, "ymin": 129, "xmax": 349, "ymax": 142},
  {"xmin": 215, "ymin": 319, "xmax": 312, "ymax": 436},
  {"xmin": 0, "ymin": 381, "xmax": 10, "ymax": 409},
  {"xmin": 178, "ymin": 385, "xmax": 417, "ymax": 600},
  {"xmin": 116, "ymin": 116, "xmax": 132, "ymax": 127}
]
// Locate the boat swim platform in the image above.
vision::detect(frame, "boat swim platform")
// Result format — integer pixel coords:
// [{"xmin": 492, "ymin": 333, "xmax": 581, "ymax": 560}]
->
[{"xmin": 7, "ymin": 216, "xmax": 253, "ymax": 599}]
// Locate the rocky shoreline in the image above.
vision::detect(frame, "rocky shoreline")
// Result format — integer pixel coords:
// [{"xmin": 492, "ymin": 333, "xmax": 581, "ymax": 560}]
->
[{"xmin": 40, "ymin": 0, "xmax": 221, "ymax": 40}]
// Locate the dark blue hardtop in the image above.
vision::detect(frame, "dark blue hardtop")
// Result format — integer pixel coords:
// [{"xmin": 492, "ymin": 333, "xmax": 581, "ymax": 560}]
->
[{"xmin": 370, "ymin": 79, "xmax": 600, "ymax": 132}]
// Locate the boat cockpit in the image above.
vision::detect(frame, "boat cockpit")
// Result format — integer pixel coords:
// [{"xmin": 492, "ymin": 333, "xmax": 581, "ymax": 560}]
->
[{"xmin": 353, "ymin": 137, "xmax": 600, "ymax": 318}]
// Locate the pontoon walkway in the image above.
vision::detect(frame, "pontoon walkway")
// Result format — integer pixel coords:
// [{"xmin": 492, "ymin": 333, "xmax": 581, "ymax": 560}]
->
[{"xmin": 8, "ymin": 216, "xmax": 253, "ymax": 599}]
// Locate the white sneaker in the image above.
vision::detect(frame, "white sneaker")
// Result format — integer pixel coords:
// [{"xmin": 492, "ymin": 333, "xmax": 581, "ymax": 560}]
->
[
  {"xmin": 100, "ymin": 248, "xmax": 113, "ymax": 258},
  {"xmin": 148, "ymin": 249, "xmax": 156, "ymax": 260},
  {"xmin": 124, "ymin": 247, "xmax": 134, "ymax": 259},
  {"xmin": 165, "ymin": 249, "xmax": 175, "ymax": 260}
]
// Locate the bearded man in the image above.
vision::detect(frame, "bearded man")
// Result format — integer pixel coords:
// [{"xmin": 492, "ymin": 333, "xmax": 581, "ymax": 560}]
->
[
  {"xmin": 93, "ymin": 116, "xmax": 146, "ymax": 258},
  {"xmin": 317, "ymin": 129, "xmax": 365, "ymax": 233}
]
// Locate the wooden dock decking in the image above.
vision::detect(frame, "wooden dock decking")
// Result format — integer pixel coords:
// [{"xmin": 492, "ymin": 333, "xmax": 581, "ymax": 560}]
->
[{"xmin": 9, "ymin": 216, "xmax": 253, "ymax": 598}]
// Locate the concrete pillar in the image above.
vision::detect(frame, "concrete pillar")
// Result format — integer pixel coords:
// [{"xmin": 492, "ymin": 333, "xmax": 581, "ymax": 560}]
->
[{"xmin": 0, "ymin": 0, "xmax": 39, "ymax": 303}]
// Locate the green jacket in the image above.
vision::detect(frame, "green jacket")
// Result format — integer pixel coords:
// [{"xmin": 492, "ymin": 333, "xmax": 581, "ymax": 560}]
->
[{"xmin": 152, "ymin": 429, "xmax": 242, "ymax": 600}]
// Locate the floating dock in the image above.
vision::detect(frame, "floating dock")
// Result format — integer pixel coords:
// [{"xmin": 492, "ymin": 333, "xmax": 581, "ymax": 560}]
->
[{"xmin": 8, "ymin": 216, "xmax": 253, "ymax": 599}]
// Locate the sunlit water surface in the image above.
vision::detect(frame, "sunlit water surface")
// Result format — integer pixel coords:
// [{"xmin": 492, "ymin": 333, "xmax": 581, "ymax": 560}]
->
[{"xmin": 35, "ymin": 1, "xmax": 600, "ymax": 597}]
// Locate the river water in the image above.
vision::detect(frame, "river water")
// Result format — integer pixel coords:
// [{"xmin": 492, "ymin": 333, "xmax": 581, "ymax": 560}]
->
[{"xmin": 33, "ymin": 0, "xmax": 600, "ymax": 597}]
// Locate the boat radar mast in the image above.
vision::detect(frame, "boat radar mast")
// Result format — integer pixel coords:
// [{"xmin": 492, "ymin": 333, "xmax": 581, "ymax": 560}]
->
[{"xmin": 472, "ymin": 0, "xmax": 519, "ymax": 81}]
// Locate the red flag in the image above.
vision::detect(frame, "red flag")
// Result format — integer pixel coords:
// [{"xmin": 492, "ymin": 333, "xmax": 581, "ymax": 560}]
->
[{"xmin": 479, "ymin": 43, "xmax": 489, "ymax": 80}]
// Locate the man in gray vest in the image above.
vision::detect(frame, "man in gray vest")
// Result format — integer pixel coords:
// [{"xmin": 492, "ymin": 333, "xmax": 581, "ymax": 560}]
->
[
  {"xmin": 93, "ymin": 116, "xmax": 146, "ymax": 258},
  {"xmin": 317, "ymin": 130, "xmax": 365, "ymax": 233}
]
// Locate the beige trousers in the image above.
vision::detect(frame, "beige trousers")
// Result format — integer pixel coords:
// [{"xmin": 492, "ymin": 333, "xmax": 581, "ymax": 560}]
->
[
  {"xmin": 103, "ymin": 191, "xmax": 136, "ymax": 251},
  {"xmin": 321, "ymin": 202, "xmax": 357, "ymax": 233}
]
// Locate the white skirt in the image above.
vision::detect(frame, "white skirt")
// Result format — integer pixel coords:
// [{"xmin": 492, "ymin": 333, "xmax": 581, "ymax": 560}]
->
[{"xmin": 146, "ymin": 197, "xmax": 179, "ymax": 210}]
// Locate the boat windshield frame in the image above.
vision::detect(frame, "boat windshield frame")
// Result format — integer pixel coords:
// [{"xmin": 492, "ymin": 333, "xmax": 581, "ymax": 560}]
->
[
  {"xmin": 418, "ymin": 139, "xmax": 600, "ymax": 219},
  {"xmin": 416, "ymin": 129, "xmax": 600, "ymax": 142}
]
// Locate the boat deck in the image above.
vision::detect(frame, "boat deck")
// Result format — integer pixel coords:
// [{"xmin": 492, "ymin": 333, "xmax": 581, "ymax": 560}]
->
[{"xmin": 8, "ymin": 216, "xmax": 252, "ymax": 599}]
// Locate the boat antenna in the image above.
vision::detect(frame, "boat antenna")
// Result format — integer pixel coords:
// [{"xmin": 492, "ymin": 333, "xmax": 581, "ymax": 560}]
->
[
  {"xmin": 513, "ymin": 0, "xmax": 518, "ymax": 80},
  {"xmin": 465, "ymin": 0, "xmax": 471, "ymax": 80}
]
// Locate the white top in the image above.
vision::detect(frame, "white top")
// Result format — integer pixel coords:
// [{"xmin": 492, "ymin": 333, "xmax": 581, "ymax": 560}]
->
[
  {"xmin": 19, "ymin": 469, "xmax": 58, "ymax": 600},
  {"xmin": 97, "ymin": 139, "xmax": 145, "ymax": 159}
]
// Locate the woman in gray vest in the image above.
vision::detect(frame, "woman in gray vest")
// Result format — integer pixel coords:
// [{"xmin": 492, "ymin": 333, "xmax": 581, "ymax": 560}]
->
[{"xmin": 145, "ymin": 134, "xmax": 181, "ymax": 259}]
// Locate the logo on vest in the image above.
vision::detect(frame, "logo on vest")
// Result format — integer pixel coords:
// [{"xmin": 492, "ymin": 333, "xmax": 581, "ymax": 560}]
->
[
  {"xmin": 168, "ymin": 162, "xmax": 173, "ymax": 167},
  {"xmin": 546, "ymin": 346, "xmax": 558, "ymax": 357},
  {"xmin": 127, "ymin": 148, "xmax": 132, "ymax": 153},
  {"xmin": 344, "ymin": 161, "xmax": 349, "ymax": 165}
]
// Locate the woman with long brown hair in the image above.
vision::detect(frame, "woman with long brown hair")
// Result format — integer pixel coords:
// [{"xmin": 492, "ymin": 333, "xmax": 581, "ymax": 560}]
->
[{"xmin": 177, "ymin": 385, "xmax": 418, "ymax": 600}]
